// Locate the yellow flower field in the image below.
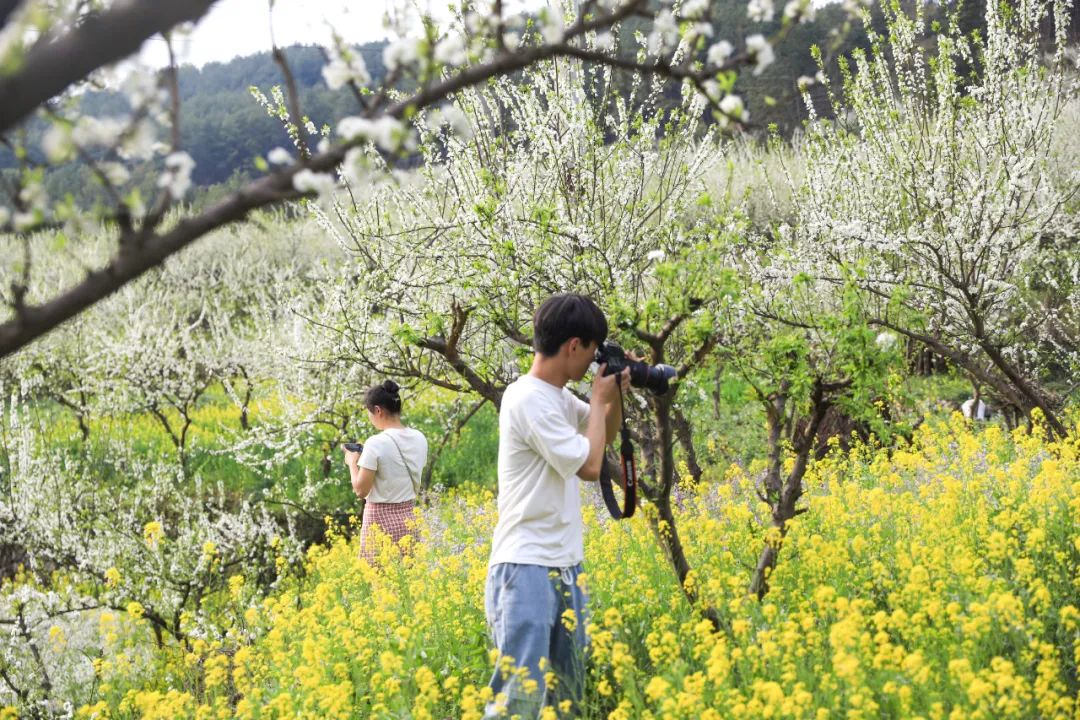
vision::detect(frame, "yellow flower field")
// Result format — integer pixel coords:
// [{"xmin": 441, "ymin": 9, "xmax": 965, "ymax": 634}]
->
[{"xmin": 79, "ymin": 414, "xmax": 1080, "ymax": 719}]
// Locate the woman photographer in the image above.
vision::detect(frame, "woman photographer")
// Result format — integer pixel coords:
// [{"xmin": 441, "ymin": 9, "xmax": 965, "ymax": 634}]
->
[{"xmin": 342, "ymin": 380, "xmax": 429, "ymax": 562}]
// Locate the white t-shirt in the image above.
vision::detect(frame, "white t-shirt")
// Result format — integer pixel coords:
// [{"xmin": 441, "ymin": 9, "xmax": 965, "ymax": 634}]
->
[
  {"xmin": 489, "ymin": 374, "xmax": 591, "ymax": 568},
  {"xmin": 358, "ymin": 427, "xmax": 428, "ymax": 503}
]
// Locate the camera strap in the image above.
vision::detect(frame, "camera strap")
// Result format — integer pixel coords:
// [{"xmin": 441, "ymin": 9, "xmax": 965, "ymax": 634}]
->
[{"xmin": 599, "ymin": 385, "xmax": 636, "ymax": 520}]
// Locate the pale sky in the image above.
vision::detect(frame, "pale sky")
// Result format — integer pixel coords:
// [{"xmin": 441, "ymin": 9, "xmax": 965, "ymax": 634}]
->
[
  {"xmin": 137, "ymin": 0, "xmax": 843, "ymax": 69},
  {"xmin": 139, "ymin": 1, "xmax": 425, "ymax": 68},
  {"xmin": 140, "ymin": 0, "xmax": 547, "ymax": 68}
]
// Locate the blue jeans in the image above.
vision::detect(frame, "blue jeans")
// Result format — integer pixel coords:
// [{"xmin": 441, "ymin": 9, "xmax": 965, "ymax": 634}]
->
[{"xmin": 484, "ymin": 562, "xmax": 589, "ymax": 719}]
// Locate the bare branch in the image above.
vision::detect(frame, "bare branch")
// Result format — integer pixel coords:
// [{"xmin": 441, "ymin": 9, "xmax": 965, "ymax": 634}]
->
[
  {"xmin": 272, "ymin": 44, "xmax": 310, "ymax": 159},
  {"xmin": 163, "ymin": 33, "xmax": 182, "ymax": 152}
]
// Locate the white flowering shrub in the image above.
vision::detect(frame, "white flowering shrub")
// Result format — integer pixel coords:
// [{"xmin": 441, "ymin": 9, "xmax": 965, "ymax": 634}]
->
[
  {"xmin": 0, "ymin": 221, "xmax": 335, "ymax": 710},
  {"xmin": 791, "ymin": 0, "xmax": 1080, "ymax": 434},
  {"xmin": 0, "ymin": 390, "xmax": 306, "ymax": 712}
]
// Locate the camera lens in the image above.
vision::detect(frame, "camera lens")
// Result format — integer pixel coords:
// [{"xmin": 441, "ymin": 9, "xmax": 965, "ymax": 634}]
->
[
  {"xmin": 630, "ymin": 361, "xmax": 677, "ymax": 394},
  {"xmin": 597, "ymin": 341, "xmax": 677, "ymax": 394}
]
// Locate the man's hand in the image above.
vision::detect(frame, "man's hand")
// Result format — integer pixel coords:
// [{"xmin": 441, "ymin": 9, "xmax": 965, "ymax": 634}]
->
[
  {"xmin": 598, "ymin": 366, "xmax": 629, "ymax": 445},
  {"xmin": 591, "ymin": 364, "xmax": 627, "ymax": 405},
  {"xmin": 580, "ymin": 365, "xmax": 630, "ymax": 480}
]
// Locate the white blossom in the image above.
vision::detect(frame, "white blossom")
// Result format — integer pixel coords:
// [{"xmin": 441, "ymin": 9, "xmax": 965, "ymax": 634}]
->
[
  {"xmin": 685, "ymin": 22, "xmax": 713, "ymax": 43},
  {"xmin": 340, "ymin": 146, "xmax": 368, "ymax": 188},
  {"xmin": 875, "ymin": 332, "xmax": 898, "ymax": 351},
  {"xmin": 784, "ymin": 0, "xmax": 816, "ymax": 23},
  {"xmin": 747, "ymin": 0, "xmax": 775, "ymax": 22},
  {"xmin": 746, "ymin": 34, "xmax": 775, "ymax": 75},
  {"xmin": 441, "ymin": 105, "xmax": 474, "ymax": 140},
  {"xmin": 707, "ymin": 40, "xmax": 734, "ymax": 66},
  {"xmin": 680, "ymin": 0, "xmax": 709, "ymax": 19},
  {"xmin": 157, "ymin": 151, "xmax": 195, "ymax": 200},
  {"xmin": 41, "ymin": 124, "xmax": 74, "ymax": 163},
  {"xmin": 292, "ymin": 169, "xmax": 337, "ymax": 197},
  {"xmin": 338, "ymin": 116, "xmax": 372, "ymax": 141},
  {"xmin": 594, "ymin": 32, "xmax": 615, "ymax": 52},
  {"xmin": 268, "ymin": 147, "xmax": 292, "ymax": 165},
  {"xmin": 423, "ymin": 107, "xmax": 445, "ymax": 131},
  {"xmin": 19, "ymin": 180, "xmax": 47, "ymax": 210},
  {"xmin": 464, "ymin": 11, "xmax": 486, "ymax": 34},
  {"xmin": 719, "ymin": 94, "xmax": 747, "ymax": 121},
  {"xmin": 322, "ymin": 52, "xmax": 371, "ymax": 89},
  {"xmin": 434, "ymin": 34, "xmax": 467, "ymax": 66},
  {"xmin": 100, "ymin": 162, "xmax": 130, "ymax": 186},
  {"xmin": 541, "ymin": 8, "xmax": 565, "ymax": 44},
  {"xmin": 338, "ymin": 115, "xmax": 411, "ymax": 152},
  {"xmin": 383, "ymin": 39, "xmax": 420, "ymax": 72},
  {"xmin": 121, "ymin": 70, "xmax": 162, "ymax": 106},
  {"xmin": 72, "ymin": 117, "xmax": 125, "ymax": 148},
  {"xmin": 647, "ymin": 9, "xmax": 679, "ymax": 55},
  {"xmin": 119, "ymin": 119, "xmax": 157, "ymax": 161}
]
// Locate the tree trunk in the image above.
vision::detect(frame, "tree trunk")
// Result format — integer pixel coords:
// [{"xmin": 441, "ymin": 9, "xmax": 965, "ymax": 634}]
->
[
  {"xmin": 651, "ymin": 392, "xmax": 721, "ymax": 629},
  {"xmin": 238, "ymin": 368, "xmax": 252, "ymax": 431},
  {"xmin": 672, "ymin": 406, "xmax": 702, "ymax": 485},
  {"xmin": 977, "ymin": 337, "xmax": 1066, "ymax": 437},
  {"xmin": 749, "ymin": 381, "xmax": 829, "ymax": 600}
]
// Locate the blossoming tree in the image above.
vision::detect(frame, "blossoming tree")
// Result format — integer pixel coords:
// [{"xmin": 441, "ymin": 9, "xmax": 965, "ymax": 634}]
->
[{"xmin": 791, "ymin": 0, "xmax": 1079, "ymax": 435}]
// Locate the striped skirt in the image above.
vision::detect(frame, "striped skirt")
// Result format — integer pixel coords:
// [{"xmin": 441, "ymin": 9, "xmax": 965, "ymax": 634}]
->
[{"xmin": 359, "ymin": 500, "xmax": 417, "ymax": 563}]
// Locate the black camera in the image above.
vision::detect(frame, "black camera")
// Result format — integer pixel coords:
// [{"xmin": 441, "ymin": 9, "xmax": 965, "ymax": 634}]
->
[
  {"xmin": 595, "ymin": 341, "xmax": 677, "ymax": 395},
  {"xmin": 342, "ymin": 442, "xmax": 364, "ymax": 453}
]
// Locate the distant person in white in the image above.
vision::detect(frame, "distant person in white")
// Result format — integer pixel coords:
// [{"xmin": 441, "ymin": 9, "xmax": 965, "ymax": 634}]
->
[
  {"xmin": 343, "ymin": 380, "xmax": 428, "ymax": 562},
  {"xmin": 962, "ymin": 396, "xmax": 988, "ymax": 421},
  {"xmin": 484, "ymin": 294, "xmax": 629, "ymax": 719}
]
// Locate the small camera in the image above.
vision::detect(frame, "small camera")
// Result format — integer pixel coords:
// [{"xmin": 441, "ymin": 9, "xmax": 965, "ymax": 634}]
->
[
  {"xmin": 595, "ymin": 341, "xmax": 677, "ymax": 395},
  {"xmin": 342, "ymin": 442, "xmax": 363, "ymax": 453}
]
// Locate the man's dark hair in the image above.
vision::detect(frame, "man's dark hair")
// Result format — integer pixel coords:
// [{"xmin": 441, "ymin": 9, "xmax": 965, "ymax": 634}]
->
[{"xmin": 533, "ymin": 294, "xmax": 608, "ymax": 356}]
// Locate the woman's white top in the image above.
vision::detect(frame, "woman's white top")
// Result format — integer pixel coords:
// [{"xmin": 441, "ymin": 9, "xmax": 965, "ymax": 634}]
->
[{"xmin": 358, "ymin": 427, "xmax": 429, "ymax": 503}]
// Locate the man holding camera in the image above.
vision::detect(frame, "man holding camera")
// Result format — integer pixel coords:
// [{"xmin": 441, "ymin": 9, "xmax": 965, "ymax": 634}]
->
[{"xmin": 484, "ymin": 294, "xmax": 628, "ymax": 719}]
